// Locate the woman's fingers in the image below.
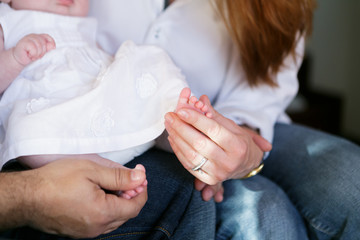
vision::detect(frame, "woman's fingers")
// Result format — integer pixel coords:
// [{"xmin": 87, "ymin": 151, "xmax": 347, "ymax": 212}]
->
[
  {"xmin": 165, "ymin": 93, "xmax": 266, "ymax": 184},
  {"xmin": 200, "ymin": 95, "xmax": 272, "ymax": 153},
  {"xmin": 175, "ymin": 108, "xmax": 239, "ymax": 154},
  {"xmin": 165, "ymin": 120, "xmax": 219, "ymax": 183},
  {"xmin": 194, "ymin": 180, "xmax": 224, "ymax": 203},
  {"xmin": 194, "ymin": 178, "xmax": 207, "ymax": 191},
  {"xmin": 167, "ymin": 130, "xmax": 219, "ymax": 185},
  {"xmin": 243, "ymin": 128, "xmax": 272, "ymax": 152},
  {"xmin": 166, "ymin": 111, "xmax": 238, "ymax": 184},
  {"xmin": 214, "ymin": 185, "xmax": 224, "ymax": 203},
  {"xmin": 199, "ymin": 95, "xmax": 241, "ymax": 133},
  {"xmin": 173, "ymin": 108, "xmax": 256, "ymax": 176},
  {"xmin": 167, "ymin": 110, "xmax": 226, "ymax": 159}
]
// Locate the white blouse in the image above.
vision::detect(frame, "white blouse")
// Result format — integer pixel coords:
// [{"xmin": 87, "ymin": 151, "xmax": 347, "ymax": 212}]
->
[{"xmin": 89, "ymin": 0, "xmax": 304, "ymax": 143}]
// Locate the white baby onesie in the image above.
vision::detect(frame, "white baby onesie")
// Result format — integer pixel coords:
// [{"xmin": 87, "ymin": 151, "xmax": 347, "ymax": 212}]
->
[{"xmin": 0, "ymin": 4, "xmax": 187, "ymax": 167}]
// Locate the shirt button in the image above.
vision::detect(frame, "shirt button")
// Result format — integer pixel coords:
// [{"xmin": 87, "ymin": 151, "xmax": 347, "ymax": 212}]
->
[{"xmin": 154, "ymin": 28, "xmax": 161, "ymax": 38}]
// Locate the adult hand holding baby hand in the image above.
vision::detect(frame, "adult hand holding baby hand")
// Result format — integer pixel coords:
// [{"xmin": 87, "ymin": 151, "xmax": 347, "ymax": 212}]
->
[
  {"xmin": 165, "ymin": 94, "xmax": 271, "ymax": 201},
  {"xmin": 1, "ymin": 159, "xmax": 147, "ymax": 238}
]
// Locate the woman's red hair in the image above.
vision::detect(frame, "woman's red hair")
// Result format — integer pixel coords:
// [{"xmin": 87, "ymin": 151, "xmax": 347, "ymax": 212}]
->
[{"xmin": 214, "ymin": 0, "xmax": 316, "ymax": 86}]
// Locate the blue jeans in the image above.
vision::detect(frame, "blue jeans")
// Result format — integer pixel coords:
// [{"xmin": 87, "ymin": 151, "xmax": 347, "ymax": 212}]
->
[
  {"xmin": 216, "ymin": 123, "xmax": 360, "ymax": 240},
  {"xmin": 3, "ymin": 123, "xmax": 359, "ymax": 239},
  {"xmin": 261, "ymin": 123, "xmax": 360, "ymax": 239},
  {"xmin": 0, "ymin": 149, "xmax": 216, "ymax": 240},
  {"xmin": 216, "ymin": 176, "xmax": 308, "ymax": 240}
]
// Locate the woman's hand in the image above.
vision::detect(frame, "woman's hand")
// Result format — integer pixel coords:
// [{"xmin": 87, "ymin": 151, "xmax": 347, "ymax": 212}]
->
[{"xmin": 165, "ymin": 94, "xmax": 271, "ymax": 186}]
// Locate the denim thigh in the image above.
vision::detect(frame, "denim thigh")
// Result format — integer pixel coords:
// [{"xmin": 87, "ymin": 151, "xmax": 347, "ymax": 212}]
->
[
  {"xmin": 216, "ymin": 176, "xmax": 308, "ymax": 240},
  {"xmin": 262, "ymin": 123, "xmax": 360, "ymax": 239}
]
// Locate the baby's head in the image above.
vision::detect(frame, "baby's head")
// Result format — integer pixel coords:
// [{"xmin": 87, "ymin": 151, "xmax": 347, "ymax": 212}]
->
[{"xmin": 1, "ymin": 0, "xmax": 89, "ymax": 17}]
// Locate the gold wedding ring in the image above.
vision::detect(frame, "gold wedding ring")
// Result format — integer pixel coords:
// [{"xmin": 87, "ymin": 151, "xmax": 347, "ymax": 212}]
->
[{"xmin": 241, "ymin": 163, "xmax": 264, "ymax": 179}]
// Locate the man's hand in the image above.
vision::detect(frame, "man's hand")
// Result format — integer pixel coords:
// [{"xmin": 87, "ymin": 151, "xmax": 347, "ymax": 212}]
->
[{"xmin": 0, "ymin": 159, "xmax": 147, "ymax": 238}]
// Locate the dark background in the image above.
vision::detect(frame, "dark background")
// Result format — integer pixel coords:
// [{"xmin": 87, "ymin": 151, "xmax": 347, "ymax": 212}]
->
[{"xmin": 286, "ymin": 1, "xmax": 360, "ymax": 145}]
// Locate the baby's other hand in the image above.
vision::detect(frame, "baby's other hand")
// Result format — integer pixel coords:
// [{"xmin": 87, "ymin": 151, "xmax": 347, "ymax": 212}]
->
[{"xmin": 13, "ymin": 34, "xmax": 56, "ymax": 66}]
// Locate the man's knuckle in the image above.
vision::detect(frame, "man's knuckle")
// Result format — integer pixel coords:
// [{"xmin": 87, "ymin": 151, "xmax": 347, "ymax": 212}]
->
[{"xmin": 114, "ymin": 168, "xmax": 123, "ymax": 186}]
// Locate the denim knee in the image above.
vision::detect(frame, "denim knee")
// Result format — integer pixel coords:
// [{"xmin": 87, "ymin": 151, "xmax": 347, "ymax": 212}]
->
[
  {"xmin": 263, "ymin": 123, "xmax": 360, "ymax": 239},
  {"xmin": 216, "ymin": 176, "xmax": 307, "ymax": 240}
]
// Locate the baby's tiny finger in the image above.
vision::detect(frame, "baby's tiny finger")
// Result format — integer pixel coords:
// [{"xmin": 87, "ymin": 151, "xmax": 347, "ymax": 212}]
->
[
  {"xmin": 120, "ymin": 193, "xmax": 132, "ymax": 200},
  {"xmin": 135, "ymin": 186, "xmax": 144, "ymax": 193},
  {"xmin": 126, "ymin": 190, "xmax": 137, "ymax": 197},
  {"xmin": 189, "ymin": 96, "xmax": 198, "ymax": 105},
  {"xmin": 41, "ymin": 34, "xmax": 56, "ymax": 50},
  {"xmin": 141, "ymin": 179, "xmax": 148, "ymax": 187}
]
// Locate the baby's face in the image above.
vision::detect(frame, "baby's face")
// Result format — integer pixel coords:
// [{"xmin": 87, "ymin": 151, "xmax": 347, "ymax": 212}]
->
[{"xmin": 10, "ymin": 0, "xmax": 89, "ymax": 17}]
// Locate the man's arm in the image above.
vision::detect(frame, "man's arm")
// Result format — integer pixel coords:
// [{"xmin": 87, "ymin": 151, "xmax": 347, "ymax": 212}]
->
[
  {"xmin": 0, "ymin": 159, "xmax": 147, "ymax": 238},
  {"xmin": 0, "ymin": 170, "xmax": 30, "ymax": 229}
]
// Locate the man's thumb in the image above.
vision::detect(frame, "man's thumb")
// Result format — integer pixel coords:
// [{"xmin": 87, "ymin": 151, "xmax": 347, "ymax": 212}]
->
[{"xmin": 97, "ymin": 164, "xmax": 146, "ymax": 191}]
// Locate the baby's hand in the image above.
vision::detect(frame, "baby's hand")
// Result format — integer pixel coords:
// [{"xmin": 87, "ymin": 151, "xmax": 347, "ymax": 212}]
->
[
  {"xmin": 175, "ymin": 87, "xmax": 213, "ymax": 118},
  {"xmin": 13, "ymin": 34, "xmax": 56, "ymax": 66},
  {"xmin": 119, "ymin": 164, "xmax": 148, "ymax": 199}
]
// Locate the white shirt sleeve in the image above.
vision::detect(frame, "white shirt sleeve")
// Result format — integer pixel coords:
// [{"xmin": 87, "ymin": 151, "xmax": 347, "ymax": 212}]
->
[
  {"xmin": 89, "ymin": 0, "xmax": 305, "ymax": 144},
  {"xmin": 214, "ymin": 36, "xmax": 305, "ymax": 143}
]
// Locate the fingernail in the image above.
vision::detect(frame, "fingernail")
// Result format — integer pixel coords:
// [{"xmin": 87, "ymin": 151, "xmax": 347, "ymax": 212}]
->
[
  {"xmin": 177, "ymin": 110, "xmax": 188, "ymax": 119},
  {"xmin": 135, "ymin": 164, "xmax": 145, "ymax": 172},
  {"xmin": 131, "ymin": 170, "xmax": 143, "ymax": 181}
]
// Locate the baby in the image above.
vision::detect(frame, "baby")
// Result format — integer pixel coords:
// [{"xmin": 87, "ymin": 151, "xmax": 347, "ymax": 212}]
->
[{"xmin": 0, "ymin": 0, "xmax": 212, "ymax": 198}]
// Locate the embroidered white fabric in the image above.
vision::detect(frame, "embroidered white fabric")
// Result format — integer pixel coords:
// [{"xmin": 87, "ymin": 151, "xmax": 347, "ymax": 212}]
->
[{"xmin": 0, "ymin": 5, "xmax": 187, "ymax": 166}]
